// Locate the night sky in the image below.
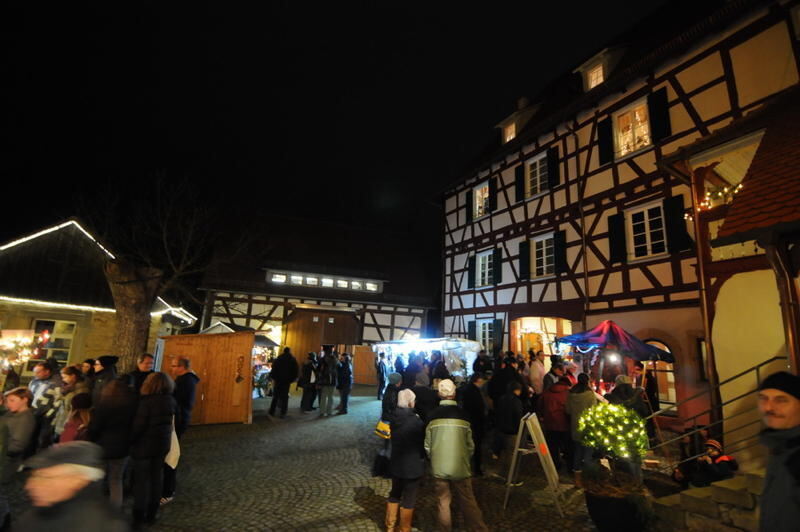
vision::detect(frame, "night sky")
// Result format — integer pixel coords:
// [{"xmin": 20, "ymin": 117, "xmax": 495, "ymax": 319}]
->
[{"xmin": 1, "ymin": 1, "xmax": 667, "ymax": 245}]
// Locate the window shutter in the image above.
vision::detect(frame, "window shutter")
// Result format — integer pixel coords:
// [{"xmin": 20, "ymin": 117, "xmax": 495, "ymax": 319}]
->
[
  {"xmin": 488, "ymin": 178, "xmax": 498, "ymax": 212},
  {"xmin": 608, "ymin": 213, "xmax": 627, "ymax": 264},
  {"xmin": 467, "ymin": 256, "xmax": 476, "ymax": 288},
  {"xmin": 648, "ymin": 87, "xmax": 672, "ymax": 143},
  {"xmin": 518, "ymin": 240, "xmax": 530, "ymax": 280},
  {"xmin": 598, "ymin": 117, "xmax": 614, "ymax": 165},
  {"xmin": 493, "ymin": 318, "xmax": 504, "ymax": 354},
  {"xmin": 664, "ymin": 195, "xmax": 694, "ymax": 253},
  {"xmin": 515, "ymin": 164, "xmax": 525, "ymax": 202},
  {"xmin": 493, "ymin": 247, "xmax": 503, "ymax": 284},
  {"xmin": 553, "ymin": 230, "xmax": 568, "ymax": 274},
  {"xmin": 465, "ymin": 189, "xmax": 473, "ymax": 223},
  {"xmin": 547, "ymin": 147, "xmax": 560, "ymax": 189},
  {"xmin": 467, "ymin": 321, "xmax": 477, "ymax": 341}
]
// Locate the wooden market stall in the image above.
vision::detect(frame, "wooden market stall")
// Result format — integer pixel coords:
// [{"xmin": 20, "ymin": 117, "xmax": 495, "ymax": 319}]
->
[{"xmin": 160, "ymin": 331, "xmax": 254, "ymax": 425}]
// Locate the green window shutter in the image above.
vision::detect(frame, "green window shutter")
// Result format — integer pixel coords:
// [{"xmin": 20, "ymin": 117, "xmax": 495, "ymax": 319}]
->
[
  {"xmin": 547, "ymin": 147, "xmax": 560, "ymax": 189},
  {"xmin": 515, "ymin": 165, "xmax": 526, "ymax": 202},
  {"xmin": 493, "ymin": 247, "xmax": 503, "ymax": 285},
  {"xmin": 608, "ymin": 213, "xmax": 627, "ymax": 264},
  {"xmin": 518, "ymin": 240, "xmax": 530, "ymax": 280},
  {"xmin": 598, "ymin": 117, "xmax": 614, "ymax": 165},
  {"xmin": 488, "ymin": 178, "xmax": 498, "ymax": 212},
  {"xmin": 664, "ymin": 195, "xmax": 693, "ymax": 253},
  {"xmin": 467, "ymin": 256, "xmax": 476, "ymax": 288},
  {"xmin": 553, "ymin": 230, "xmax": 568, "ymax": 274},
  {"xmin": 648, "ymin": 87, "xmax": 672, "ymax": 144},
  {"xmin": 465, "ymin": 189, "xmax": 473, "ymax": 223},
  {"xmin": 493, "ymin": 318, "xmax": 504, "ymax": 354},
  {"xmin": 467, "ymin": 321, "xmax": 477, "ymax": 341}
]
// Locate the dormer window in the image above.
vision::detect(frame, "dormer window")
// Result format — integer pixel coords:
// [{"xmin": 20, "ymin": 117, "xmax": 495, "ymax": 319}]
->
[
  {"xmin": 587, "ymin": 64, "xmax": 604, "ymax": 89},
  {"xmin": 503, "ymin": 123, "xmax": 516, "ymax": 143}
]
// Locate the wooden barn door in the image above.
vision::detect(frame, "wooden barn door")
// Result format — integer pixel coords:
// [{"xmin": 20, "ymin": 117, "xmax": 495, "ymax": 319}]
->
[
  {"xmin": 283, "ymin": 308, "xmax": 360, "ymax": 358},
  {"xmin": 352, "ymin": 345, "xmax": 377, "ymax": 385},
  {"xmin": 161, "ymin": 331, "xmax": 254, "ymax": 425}
]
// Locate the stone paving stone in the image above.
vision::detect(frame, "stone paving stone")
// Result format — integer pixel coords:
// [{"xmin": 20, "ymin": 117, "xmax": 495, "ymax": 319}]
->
[{"xmin": 5, "ymin": 386, "xmax": 597, "ymax": 531}]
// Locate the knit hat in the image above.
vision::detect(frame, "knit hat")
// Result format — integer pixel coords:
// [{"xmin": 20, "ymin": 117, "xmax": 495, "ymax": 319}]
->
[
  {"xmin": 71, "ymin": 392, "xmax": 92, "ymax": 410},
  {"xmin": 397, "ymin": 389, "xmax": 416, "ymax": 409},
  {"xmin": 704, "ymin": 439, "xmax": 723, "ymax": 452},
  {"xmin": 759, "ymin": 371, "xmax": 800, "ymax": 400},
  {"xmin": 25, "ymin": 441, "xmax": 104, "ymax": 470},
  {"xmin": 388, "ymin": 373, "xmax": 402, "ymax": 385},
  {"xmin": 438, "ymin": 379, "xmax": 456, "ymax": 398},
  {"xmin": 96, "ymin": 355, "xmax": 119, "ymax": 368}
]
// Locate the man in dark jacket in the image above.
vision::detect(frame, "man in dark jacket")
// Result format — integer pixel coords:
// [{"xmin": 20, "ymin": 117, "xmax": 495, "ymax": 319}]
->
[
  {"xmin": 269, "ymin": 347, "xmax": 299, "ymax": 419},
  {"xmin": 19, "ymin": 441, "xmax": 128, "ymax": 531},
  {"xmin": 375, "ymin": 352, "xmax": 389, "ymax": 400},
  {"xmin": 335, "ymin": 353, "xmax": 354, "ymax": 415},
  {"xmin": 127, "ymin": 353, "xmax": 155, "ymax": 394},
  {"xmin": 491, "ymin": 380, "xmax": 525, "ymax": 483},
  {"xmin": 461, "ymin": 373, "xmax": 488, "ymax": 476},
  {"xmin": 411, "ymin": 373, "xmax": 439, "ymax": 423},
  {"xmin": 757, "ymin": 371, "xmax": 800, "ymax": 532},
  {"xmin": 472, "ymin": 350, "xmax": 493, "ymax": 375},
  {"xmin": 162, "ymin": 356, "xmax": 200, "ymax": 504}
]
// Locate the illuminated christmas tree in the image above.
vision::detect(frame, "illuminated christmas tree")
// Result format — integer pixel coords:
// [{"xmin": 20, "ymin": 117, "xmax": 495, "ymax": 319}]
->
[{"xmin": 578, "ymin": 402, "xmax": 648, "ymax": 460}]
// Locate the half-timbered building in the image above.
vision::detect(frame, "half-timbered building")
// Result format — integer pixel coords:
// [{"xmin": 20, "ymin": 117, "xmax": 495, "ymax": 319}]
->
[
  {"xmin": 441, "ymin": 0, "xmax": 800, "ymax": 419},
  {"xmin": 198, "ymin": 219, "xmax": 437, "ymax": 361}
]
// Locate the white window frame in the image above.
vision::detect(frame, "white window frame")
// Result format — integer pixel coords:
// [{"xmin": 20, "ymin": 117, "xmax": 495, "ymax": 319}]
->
[
  {"xmin": 321, "ymin": 278, "xmax": 334, "ymax": 287},
  {"xmin": 625, "ymin": 200, "xmax": 668, "ymax": 262},
  {"xmin": 531, "ymin": 232, "xmax": 555, "ymax": 278},
  {"xmin": 336, "ymin": 279, "xmax": 349, "ymax": 289},
  {"xmin": 475, "ymin": 249, "xmax": 494, "ymax": 287},
  {"xmin": 305, "ymin": 276, "xmax": 319, "ymax": 286},
  {"xmin": 587, "ymin": 63, "xmax": 604, "ymax": 89},
  {"xmin": 290, "ymin": 275, "xmax": 304, "ymax": 285},
  {"xmin": 613, "ymin": 97, "xmax": 652, "ymax": 159},
  {"xmin": 271, "ymin": 273, "xmax": 287, "ymax": 283},
  {"xmin": 476, "ymin": 319, "xmax": 495, "ymax": 353},
  {"xmin": 472, "ymin": 182, "xmax": 490, "ymax": 219},
  {"xmin": 524, "ymin": 152, "xmax": 549, "ymax": 199}
]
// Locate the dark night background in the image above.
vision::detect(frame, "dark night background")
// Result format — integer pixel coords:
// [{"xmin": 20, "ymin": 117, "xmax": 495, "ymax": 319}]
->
[{"xmin": 0, "ymin": 1, "xmax": 668, "ymax": 284}]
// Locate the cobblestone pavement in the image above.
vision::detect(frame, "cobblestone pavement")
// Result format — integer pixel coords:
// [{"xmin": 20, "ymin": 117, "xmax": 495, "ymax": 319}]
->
[{"xmin": 7, "ymin": 386, "xmax": 596, "ymax": 531}]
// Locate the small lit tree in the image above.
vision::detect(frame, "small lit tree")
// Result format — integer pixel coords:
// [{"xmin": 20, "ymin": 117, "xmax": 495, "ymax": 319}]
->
[{"xmin": 578, "ymin": 403, "xmax": 649, "ymax": 461}]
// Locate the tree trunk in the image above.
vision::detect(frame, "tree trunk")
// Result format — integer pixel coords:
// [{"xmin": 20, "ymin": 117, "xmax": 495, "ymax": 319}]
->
[{"xmin": 104, "ymin": 260, "xmax": 163, "ymax": 373}]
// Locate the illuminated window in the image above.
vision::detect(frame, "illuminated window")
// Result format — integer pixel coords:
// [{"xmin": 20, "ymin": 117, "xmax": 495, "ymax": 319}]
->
[
  {"xmin": 587, "ymin": 64, "xmax": 604, "ymax": 89},
  {"xmin": 525, "ymin": 153, "xmax": 549, "ymax": 197},
  {"xmin": 336, "ymin": 279, "xmax": 349, "ymax": 289},
  {"xmin": 627, "ymin": 202, "xmax": 667, "ymax": 260},
  {"xmin": 305, "ymin": 277, "xmax": 318, "ymax": 286},
  {"xmin": 33, "ymin": 319, "xmax": 76, "ymax": 368},
  {"xmin": 476, "ymin": 249, "xmax": 494, "ymax": 287},
  {"xmin": 614, "ymin": 101, "xmax": 651, "ymax": 157},
  {"xmin": 290, "ymin": 275, "xmax": 303, "ymax": 285},
  {"xmin": 531, "ymin": 233, "xmax": 555, "ymax": 277},
  {"xmin": 351, "ymin": 281, "xmax": 363, "ymax": 290},
  {"xmin": 321, "ymin": 278, "xmax": 334, "ymax": 287},
  {"xmin": 473, "ymin": 182, "xmax": 490, "ymax": 219},
  {"xmin": 271, "ymin": 273, "xmax": 287, "ymax": 283},
  {"xmin": 503, "ymin": 123, "xmax": 516, "ymax": 143},
  {"xmin": 477, "ymin": 319, "xmax": 496, "ymax": 352},
  {"xmin": 365, "ymin": 282, "xmax": 378, "ymax": 291}
]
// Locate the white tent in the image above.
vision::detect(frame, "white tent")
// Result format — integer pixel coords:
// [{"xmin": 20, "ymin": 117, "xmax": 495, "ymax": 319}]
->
[{"xmin": 372, "ymin": 337, "xmax": 483, "ymax": 380}]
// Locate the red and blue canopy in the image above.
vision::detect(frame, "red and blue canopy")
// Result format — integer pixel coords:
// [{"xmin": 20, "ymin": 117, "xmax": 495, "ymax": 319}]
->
[{"xmin": 555, "ymin": 320, "xmax": 674, "ymax": 363}]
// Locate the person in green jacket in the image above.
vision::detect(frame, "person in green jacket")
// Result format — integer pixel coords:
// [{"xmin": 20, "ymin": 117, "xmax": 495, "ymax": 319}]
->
[
  {"xmin": 566, "ymin": 373, "xmax": 597, "ymax": 475},
  {"xmin": 757, "ymin": 371, "xmax": 800, "ymax": 532},
  {"xmin": 424, "ymin": 379, "xmax": 487, "ymax": 532}
]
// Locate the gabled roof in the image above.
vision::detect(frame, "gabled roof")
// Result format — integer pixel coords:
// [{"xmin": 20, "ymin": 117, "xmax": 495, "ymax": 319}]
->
[
  {"xmin": 445, "ymin": 0, "xmax": 761, "ymax": 192},
  {"xmin": 712, "ymin": 90, "xmax": 800, "ymax": 246},
  {"xmin": 0, "ymin": 219, "xmax": 196, "ymax": 322}
]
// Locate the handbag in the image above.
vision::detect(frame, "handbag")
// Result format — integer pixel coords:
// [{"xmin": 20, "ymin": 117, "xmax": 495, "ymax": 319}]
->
[
  {"xmin": 374, "ymin": 419, "xmax": 391, "ymax": 440},
  {"xmin": 165, "ymin": 416, "xmax": 181, "ymax": 469},
  {"xmin": 371, "ymin": 445, "xmax": 392, "ymax": 478}
]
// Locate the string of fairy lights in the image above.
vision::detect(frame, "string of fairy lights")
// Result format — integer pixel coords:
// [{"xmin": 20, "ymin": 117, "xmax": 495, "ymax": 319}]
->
[
  {"xmin": 578, "ymin": 403, "xmax": 649, "ymax": 460},
  {"xmin": 0, "ymin": 330, "xmax": 50, "ymax": 368}
]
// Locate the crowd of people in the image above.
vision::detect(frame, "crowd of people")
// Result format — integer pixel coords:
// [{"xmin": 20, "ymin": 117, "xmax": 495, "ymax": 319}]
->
[
  {"xmin": 373, "ymin": 348, "xmax": 662, "ymax": 532},
  {"xmin": 266, "ymin": 347, "xmax": 354, "ymax": 419},
  {"xmin": 0, "ymin": 352, "xmax": 199, "ymax": 530}
]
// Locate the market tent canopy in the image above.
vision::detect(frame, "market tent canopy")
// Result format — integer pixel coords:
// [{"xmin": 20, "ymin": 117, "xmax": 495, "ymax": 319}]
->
[{"xmin": 555, "ymin": 320, "xmax": 674, "ymax": 363}]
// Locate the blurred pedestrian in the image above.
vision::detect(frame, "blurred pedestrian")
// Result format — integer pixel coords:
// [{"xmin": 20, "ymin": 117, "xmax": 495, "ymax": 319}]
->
[
  {"xmin": 162, "ymin": 356, "xmax": 200, "ymax": 504},
  {"xmin": 1, "ymin": 387, "xmax": 35, "ymax": 481},
  {"xmin": 386, "ymin": 389, "xmax": 425, "ymax": 532},
  {"xmin": 130, "ymin": 372, "xmax": 176, "ymax": 528},
  {"xmin": 59, "ymin": 393, "xmax": 92, "ymax": 443},
  {"xmin": 336, "ymin": 353, "xmax": 353, "ymax": 415},
  {"xmin": 127, "ymin": 353, "xmax": 155, "ymax": 394},
  {"xmin": 375, "ymin": 352, "xmax": 389, "ymax": 400},
  {"xmin": 566, "ymin": 373, "xmax": 597, "ymax": 477},
  {"xmin": 317, "ymin": 349, "xmax": 338, "ymax": 418},
  {"xmin": 538, "ymin": 376, "xmax": 572, "ymax": 471},
  {"xmin": 461, "ymin": 373, "xmax": 488, "ymax": 477},
  {"xmin": 299, "ymin": 353, "xmax": 318, "ymax": 413},
  {"xmin": 92, "ymin": 356, "xmax": 119, "ymax": 406},
  {"xmin": 269, "ymin": 348, "xmax": 298, "ymax": 419}
]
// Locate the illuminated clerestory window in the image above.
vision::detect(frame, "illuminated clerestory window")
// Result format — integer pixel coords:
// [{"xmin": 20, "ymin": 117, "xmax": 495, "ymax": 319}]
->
[{"xmin": 267, "ymin": 270, "xmax": 383, "ymax": 293}]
